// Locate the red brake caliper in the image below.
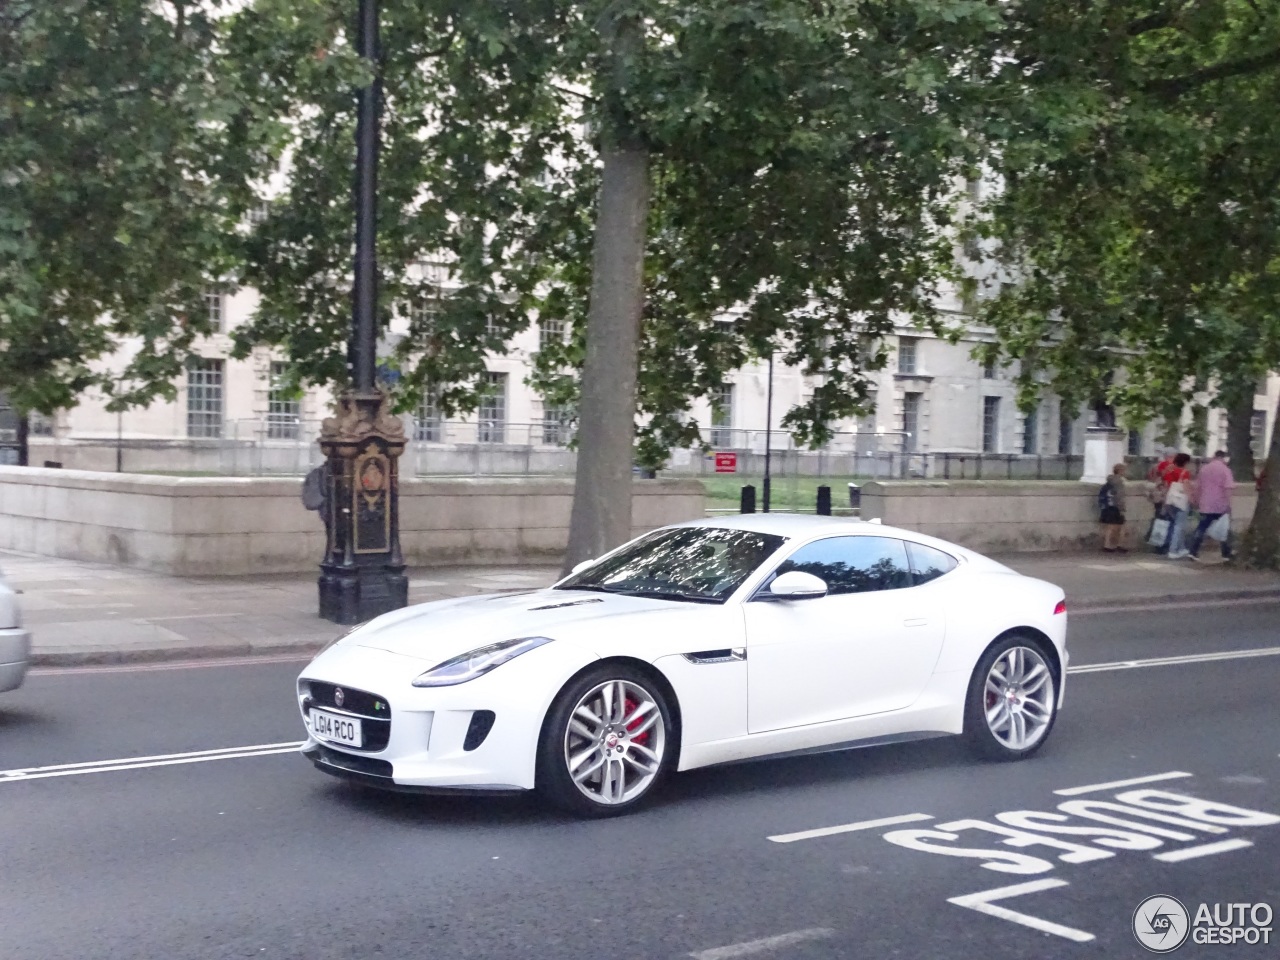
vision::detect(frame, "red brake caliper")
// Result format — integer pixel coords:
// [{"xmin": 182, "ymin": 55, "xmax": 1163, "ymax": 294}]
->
[{"xmin": 623, "ymin": 697, "xmax": 650, "ymax": 746}]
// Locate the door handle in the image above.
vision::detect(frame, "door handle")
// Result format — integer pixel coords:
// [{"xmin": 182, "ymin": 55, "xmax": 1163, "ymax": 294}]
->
[{"xmin": 903, "ymin": 618, "xmax": 929, "ymax": 627}]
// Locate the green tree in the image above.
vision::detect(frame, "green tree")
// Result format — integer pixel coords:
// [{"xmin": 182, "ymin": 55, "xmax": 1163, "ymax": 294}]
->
[
  {"xmin": 968, "ymin": 0, "xmax": 1280, "ymax": 565},
  {"xmin": 227, "ymin": 0, "xmax": 1002, "ymax": 568},
  {"xmin": 0, "ymin": 0, "xmax": 260, "ymax": 415}
]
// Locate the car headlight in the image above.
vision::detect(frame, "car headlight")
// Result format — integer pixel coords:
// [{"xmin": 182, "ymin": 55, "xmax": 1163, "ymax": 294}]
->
[{"xmin": 412, "ymin": 636, "xmax": 555, "ymax": 687}]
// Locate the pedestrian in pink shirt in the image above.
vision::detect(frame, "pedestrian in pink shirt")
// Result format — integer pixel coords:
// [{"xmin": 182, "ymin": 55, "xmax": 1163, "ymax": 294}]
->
[{"xmin": 1189, "ymin": 450, "xmax": 1235, "ymax": 560}]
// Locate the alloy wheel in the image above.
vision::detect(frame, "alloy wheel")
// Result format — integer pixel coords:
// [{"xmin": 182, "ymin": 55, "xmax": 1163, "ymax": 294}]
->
[
  {"xmin": 983, "ymin": 645, "xmax": 1055, "ymax": 750},
  {"xmin": 563, "ymin": 679, "xmax": 666, "ymax": 806}
]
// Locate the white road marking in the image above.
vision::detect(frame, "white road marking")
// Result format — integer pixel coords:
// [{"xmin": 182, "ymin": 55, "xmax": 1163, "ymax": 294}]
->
[
  {"xmin": 1153, "ymin": 838, "xmax": 1254, "ymax": 862},
  {"xmin": 1068, "ymin": 645, "xmax": 1280, "ymax": 674},
  {"xmin": 1054, "ymin": 771, "xmax": 1193, "ymax": 797},
  {"xmin": 0, "ymin": 741, "xmax": 304, "ymax": 783},
  {"xmin": 948, "ymin": 879, "xmax": 1094, "ymax": 942},
  {"xmin": 768, "ymin": 813, "xmax": 934, "ymax": 844},
  {"xmin": 688, "ymin": 927, "xmax": 835, "ymax": 960}
]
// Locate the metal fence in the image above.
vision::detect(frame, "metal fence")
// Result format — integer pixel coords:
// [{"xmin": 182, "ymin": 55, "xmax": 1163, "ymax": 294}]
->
[{"xmin": 19, "ymin": 416, "xmax": 1111, "ymax": 482}]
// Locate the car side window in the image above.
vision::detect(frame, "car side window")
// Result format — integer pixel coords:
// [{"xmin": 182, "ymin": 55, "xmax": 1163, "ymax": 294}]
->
[
  {"xmin": 774, "ymin": 536, "xmax": 911, "ymax": 595},
  {"xmin": 906, "ymin": 542, "xmax": 958, "ymax": 585}
]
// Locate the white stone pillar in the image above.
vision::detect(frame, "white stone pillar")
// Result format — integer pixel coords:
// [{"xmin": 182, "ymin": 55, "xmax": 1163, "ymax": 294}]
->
[{"xmin": 1081, "ymin": 428, "xmax": 1126, "ymax": 483}]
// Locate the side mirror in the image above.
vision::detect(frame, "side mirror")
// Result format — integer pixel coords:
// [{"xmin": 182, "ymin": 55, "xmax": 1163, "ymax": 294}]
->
[
  {"xmin": 768, "ymin": 570, "xmax": 828, "ymax": 599},
  {"xmin": 571, "ymin": 559, "xmax": 595, "ymax": 575}
]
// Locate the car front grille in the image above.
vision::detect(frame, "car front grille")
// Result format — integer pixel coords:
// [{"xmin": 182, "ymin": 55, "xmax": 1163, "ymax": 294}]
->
[{"xmin": 301, "ymin": 680, "xmax": 392, "ymax": 752}]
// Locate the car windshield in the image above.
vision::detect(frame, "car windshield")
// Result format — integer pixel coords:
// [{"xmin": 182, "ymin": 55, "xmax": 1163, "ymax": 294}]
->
[{"xmin": 557, "ymin": 527, "xmax": 787, "ymax": 604}]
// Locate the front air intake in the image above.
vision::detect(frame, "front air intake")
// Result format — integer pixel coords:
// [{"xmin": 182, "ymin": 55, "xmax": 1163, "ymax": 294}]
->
[{"xmin": 463, "ymin": 710, "xmax": 496, "ymax": 751}]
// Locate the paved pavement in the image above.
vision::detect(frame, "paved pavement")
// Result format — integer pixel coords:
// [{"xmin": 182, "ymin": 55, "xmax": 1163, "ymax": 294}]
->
[
  {"xmin": 2, "ymin": 603, "xmax": 1277, "ymax": 960},
  {"xmin": 2, "ymin": 547, "xmax": 1279, "ymax": 665}
]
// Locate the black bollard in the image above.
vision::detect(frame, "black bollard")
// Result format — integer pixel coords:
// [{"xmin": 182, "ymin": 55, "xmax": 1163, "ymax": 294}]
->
[
  {"xmin": 740, "ymin": 484, "xmax": 757, "ymax": 514},
  {"xmin": 816, "ymin": 485, "xmax": 832, "ymax": 516}
]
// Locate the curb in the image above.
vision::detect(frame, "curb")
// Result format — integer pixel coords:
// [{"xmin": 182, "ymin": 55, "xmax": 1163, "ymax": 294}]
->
[
  {"xmin": 1063, "ymin": 588, "xmax": 1280, "ymax": 611},
  {"xmin": 28, "ymin": 588, "xmax": 1280, "ymax": 667},
  {"xmin": 30, "ymin": 640, "xmax": 324, "ymax": 669}
]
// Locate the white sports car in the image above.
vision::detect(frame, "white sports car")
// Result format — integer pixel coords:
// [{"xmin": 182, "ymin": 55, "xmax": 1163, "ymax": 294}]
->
[{"xmin": 297, "ymin": 515, "xmax": 1068, "ymax": 816}]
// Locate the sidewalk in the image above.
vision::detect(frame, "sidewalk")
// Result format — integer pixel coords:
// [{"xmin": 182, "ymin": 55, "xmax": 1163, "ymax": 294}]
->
[{"xmin": 4, "ymin": 548, "xmax": 1279, "ymax": 666}]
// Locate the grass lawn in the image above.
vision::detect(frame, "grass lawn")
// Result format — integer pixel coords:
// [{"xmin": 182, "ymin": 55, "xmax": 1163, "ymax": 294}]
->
[{"xmin": 698, "ymin": 474, "xmax": 863, "ymax": 515}]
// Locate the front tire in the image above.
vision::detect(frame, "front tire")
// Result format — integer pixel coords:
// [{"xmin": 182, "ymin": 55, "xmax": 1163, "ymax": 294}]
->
[
  {"xmin": 964, "ymin": 634, "xmax": 1059, "ymax": 761},
  {"xmin": 537, "ymin": 665, "xmax": 675, "ymax": 817}
]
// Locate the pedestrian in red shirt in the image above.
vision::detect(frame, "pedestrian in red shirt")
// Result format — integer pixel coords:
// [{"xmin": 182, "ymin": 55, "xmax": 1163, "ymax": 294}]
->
[{"xmin": 1160, "ymin": 453, "xmax": 1193, "ymax": 558}]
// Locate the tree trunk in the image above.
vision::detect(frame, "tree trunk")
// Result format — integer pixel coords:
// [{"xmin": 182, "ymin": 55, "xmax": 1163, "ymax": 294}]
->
[
  {"xmin": 1240, "ymin": 393, "xmax": 1280, "ymax": 569},
  {"xmin": 1225, "ymin": 384, "xmax": 1257, "ymax": 482},
  {"xmin": 562, "ymin": 9, "xmax": 651, "ymax": 575}
]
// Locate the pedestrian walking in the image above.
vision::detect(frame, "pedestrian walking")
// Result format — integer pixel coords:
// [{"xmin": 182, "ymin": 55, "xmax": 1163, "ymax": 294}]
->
[
  {"xmin": 1145, "ymin": 446, "xmax": 1175, "ymax": 540},
  {"xmin": 1099, "ymin": 463, "xmax": 1128, "ymax": 553},
  {"xmin": 1188, "ymin": 450, "xmax": 1235, "ymax": 562},
  {"xmin": 1160, "ymin": 453, "xmax": 1194, "ymax": 558}
]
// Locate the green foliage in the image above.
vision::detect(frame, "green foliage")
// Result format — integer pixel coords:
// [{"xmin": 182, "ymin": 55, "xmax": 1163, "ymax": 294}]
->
[
  {"xmin": 0, "ymin": 0, "xmax": 260, "ymax": 413},
  {"xmin": 224, "ymin": 0, "xmax": 1001, "ymax": 461},
  {"xmin": 970, "ymin": 0, "xmax": 1280, "ymax": 424}
]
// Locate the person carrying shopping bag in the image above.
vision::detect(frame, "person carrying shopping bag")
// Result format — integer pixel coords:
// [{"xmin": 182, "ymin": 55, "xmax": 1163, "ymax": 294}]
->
[
  {"xmin": 1188, "ymin": 450, "xmax": 1235, "ymax": 561},
  {"xmin": 1160, "ymin": 453, "xmax": 1194, "ymax": 558}
]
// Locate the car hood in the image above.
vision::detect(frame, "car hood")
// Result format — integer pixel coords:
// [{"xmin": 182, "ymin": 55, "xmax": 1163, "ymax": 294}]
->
[{"xmin": 348, "ymin": 589, "xmax": 690, "ymax": 663}]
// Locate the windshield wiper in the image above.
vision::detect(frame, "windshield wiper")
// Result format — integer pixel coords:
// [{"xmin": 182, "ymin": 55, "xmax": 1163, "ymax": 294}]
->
[{"xmin": 619, "ymin": 589, "xmax": 721, "ymax": 605}]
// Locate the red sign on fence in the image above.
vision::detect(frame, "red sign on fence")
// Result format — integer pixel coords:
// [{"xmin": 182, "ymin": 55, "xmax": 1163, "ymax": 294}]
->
[{"xmin": 714, "ymin": 452, "xmax": 737, "ymax": 473}]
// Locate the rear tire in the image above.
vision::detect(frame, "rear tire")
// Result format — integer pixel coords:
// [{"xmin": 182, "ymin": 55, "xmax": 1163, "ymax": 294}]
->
[
  {"xmin": 964, "ymin": 633, "xmax": 1059, "ymax": 761},
  {"xmin": 537, "ymin": 664, "xmax": 676, "ymax": 818}
]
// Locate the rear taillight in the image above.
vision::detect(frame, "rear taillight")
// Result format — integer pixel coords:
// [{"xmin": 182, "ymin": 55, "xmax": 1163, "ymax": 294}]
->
[{"xmin": 1053, "ymin": 599, "xmax": 1067, "ymax": 615}]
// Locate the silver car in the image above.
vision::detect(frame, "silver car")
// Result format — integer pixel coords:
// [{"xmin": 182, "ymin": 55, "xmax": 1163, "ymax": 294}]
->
[{"xmin": 0, "ymin": 566, "xmax": 30, "ymax": 692}]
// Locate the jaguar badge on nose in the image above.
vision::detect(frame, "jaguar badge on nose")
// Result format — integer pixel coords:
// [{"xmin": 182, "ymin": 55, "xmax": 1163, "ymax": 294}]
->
[{"xmin": 334, "ymin": 687, "xmax": 345, "ymax": 708}]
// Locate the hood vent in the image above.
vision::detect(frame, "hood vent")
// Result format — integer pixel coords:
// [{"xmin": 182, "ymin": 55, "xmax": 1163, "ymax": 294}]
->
[{"xmin": 528, "ymin": 597, "xmax": 605, "ymax": 612}]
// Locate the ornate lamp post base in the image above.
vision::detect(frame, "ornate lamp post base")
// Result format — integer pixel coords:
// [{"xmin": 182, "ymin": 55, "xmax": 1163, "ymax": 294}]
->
[{"xmin": 317, "ymin": 390, "xmax": 408, "ymax": 624}]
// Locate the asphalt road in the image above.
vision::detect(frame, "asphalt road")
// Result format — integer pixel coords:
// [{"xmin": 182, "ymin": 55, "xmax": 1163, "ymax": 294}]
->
[{"xmin": 1, "ymin": 601, "xmax": 1277, "ymax": 960}]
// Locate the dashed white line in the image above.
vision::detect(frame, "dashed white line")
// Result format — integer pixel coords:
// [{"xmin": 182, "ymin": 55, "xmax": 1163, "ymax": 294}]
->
[
  {"xmin": 948, "ymin": 879, "xmax": 1094, "ymax": 942},
  {"xmin": 768, "ymin": 813, "xmax": 934, "ymax": 844},
  {"xmin": 0, "ymin": 741, "xmax": 304, "ymax": 783},
  {"xmin": 688, "ymin": 927, "xmax": 835, "ymax": 960},
  {"xmin": 1054, "ymin": 771, "xmax": 1193, "ymax": 796},
  {"xmin": 1068, "ymin": 646, "xmax": 1280, "ymax": 674},
  {"xmin": 1153, "ymin": 838, "xmax": 1254, "ymax": 862}
]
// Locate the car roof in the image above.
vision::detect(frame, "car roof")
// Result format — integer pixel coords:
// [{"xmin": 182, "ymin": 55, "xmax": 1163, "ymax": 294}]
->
[
  {"xmin": 664, "ymin": 513, "xmax": 998, "ymax": 569},
  {"xmin": 673, "ymin": 513, "xmax": 911, "ymax": 539}
]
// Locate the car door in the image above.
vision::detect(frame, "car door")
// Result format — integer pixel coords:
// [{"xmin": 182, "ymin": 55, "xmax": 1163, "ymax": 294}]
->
[{"xmin": 743, "ymin": 535, "xmax": 946, "ymax": 734}]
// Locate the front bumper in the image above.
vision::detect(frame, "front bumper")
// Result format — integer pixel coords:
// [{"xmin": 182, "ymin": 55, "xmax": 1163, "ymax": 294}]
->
[
  {"xmin": 0, "ymin": 627, "xmax": 31, "ymax": 693},
  {"xmin": 296, "ymin": 644, "xmax": 573, "ymax": 793}
]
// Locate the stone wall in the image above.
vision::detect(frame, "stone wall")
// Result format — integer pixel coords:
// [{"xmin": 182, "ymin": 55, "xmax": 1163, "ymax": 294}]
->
[
  {"xmin": 0, "ymin": 467, "xmax": 705, "ymax": 575},
  {"xmin": 859, "ymin": 480, "xmax": 1258, "ymax": 553}
]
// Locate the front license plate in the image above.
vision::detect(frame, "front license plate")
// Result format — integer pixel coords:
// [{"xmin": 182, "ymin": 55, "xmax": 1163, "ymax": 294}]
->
[{"xmin": 310, "ymin": 707, "xmax": 362, "ymax": 747}]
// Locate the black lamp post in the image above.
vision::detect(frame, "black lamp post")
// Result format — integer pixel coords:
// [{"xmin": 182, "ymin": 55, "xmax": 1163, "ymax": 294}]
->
[
  {"xmin": 762, "ymin": 352, "xmax": 774, "ymax": 512},
  {"xmin": 317, "ymin": 0, "xmax": 408, "ymax": 624}
]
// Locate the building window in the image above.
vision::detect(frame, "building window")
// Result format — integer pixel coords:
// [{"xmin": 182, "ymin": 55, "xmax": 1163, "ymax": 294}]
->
[
  {"xmin": 709, "ymin": 384, "xmax": 734, "ymax": 447},
  {"xmin": 1022, "ymin": 404, "xmax": 1038, "ymax": 455},
  {"xmin": 415, "ymin": 390, "xmax": 442, "ymax": 442},
  {"xmin": 477, "ymin": 372, "xmax": 507, "ymax": 443},
  {"xmin": 1128, "ymin": 428, "xmax": 1142, "ymax": 456},
  {"xmin": 902, "ymin": 392, "xmax": 922, "ymax": 452},
  {"xmin": 410, "ymin": 297, "xmax": 438, "ymax": 331},
  {"xmin": 1251, "ymin": 410, "xmax": 1267, "ymax": 457},
  {"xmin": 248, "ymin": 203, "xmax": 270, "ymax": 225},
  {"xmin": 204, "ymin": 289, "xmax": 224, "ymax": 332},
  {"xmin": 266, "ymin": 362, "xmax": 300, "ymax": 439},
  {"xmin": 982, "ymin": 396, "xmax": 1001, "ymax": 453},
  {"xmin": 541, "ymin": 406, "xmax": 574, "ymax": 446},
  {"xmin": 1191, "ymin": 406, "xmax": 1209, "ymax": 458},
  {"xmin": 982, "ymin": 356, "xmax": 997, "ymax": 379},
  {"xmin": 27, "ymin": 411, "xmax": 55, "ymax": 437},
  {"xmin": 1058, "ymin": 412, "xmax": 1073, "ymax": 455},
  {"xmin": 897, "ymin": 337, "xmax": 918, "ymax": 375},
  {"xmin": 538, "ymin": 318, "xmax": 565, "ymax": 352},
  {"xmin": 186, "ymin": 358, "xmax": 224, "ymax": 438},
  {"xmin": 485, "ymin": 315, "xmax": 502, "ymax": 338}
]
